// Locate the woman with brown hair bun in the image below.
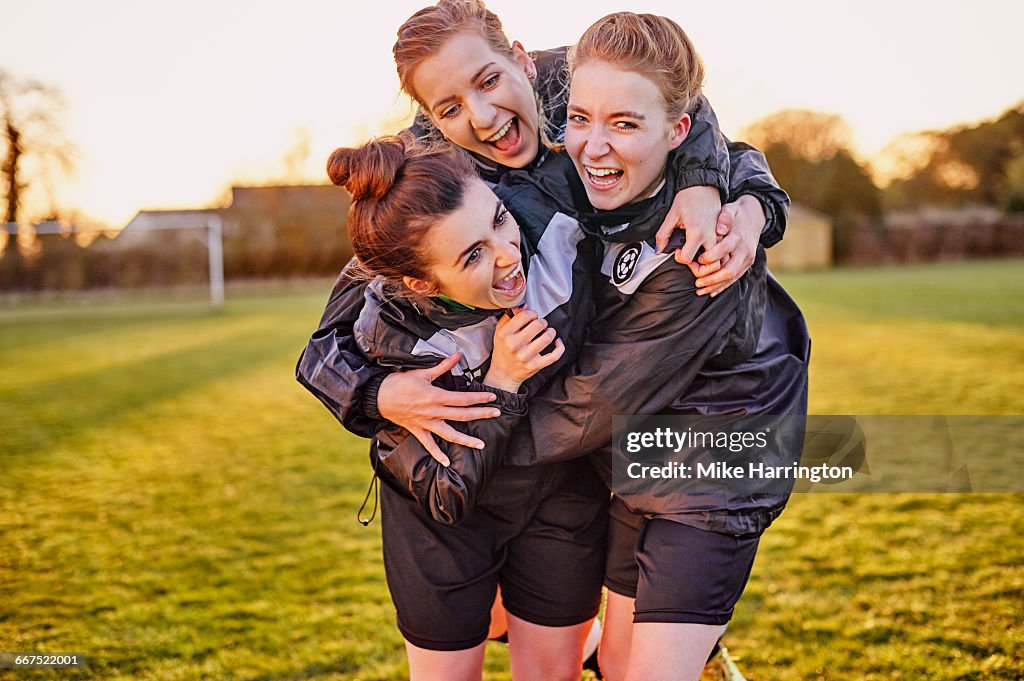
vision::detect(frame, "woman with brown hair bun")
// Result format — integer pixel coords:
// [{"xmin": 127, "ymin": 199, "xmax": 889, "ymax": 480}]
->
[{"xmin": 327, "ymin": 134, "xmax": 609, "ymax": 680}]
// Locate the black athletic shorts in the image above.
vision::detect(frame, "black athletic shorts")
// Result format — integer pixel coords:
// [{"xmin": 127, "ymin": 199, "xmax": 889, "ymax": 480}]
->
[
  {"xmin": 604, "ymin": 497, "xmax": 761, "ymax": 625},
  {"xmin": 379, "ymin": 458, "xmax": 609, "ymax": 651}
]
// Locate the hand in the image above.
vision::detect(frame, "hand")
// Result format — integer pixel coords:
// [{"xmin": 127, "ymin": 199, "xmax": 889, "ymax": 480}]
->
[
  {"xmin": 691, "ymin": 194, "xmax": 765, "ymax": 297},
  {"xmin": 654, "ymin": 185, "xmax": 722, "ymax": 265},
  {"xmin": 484, "ymin": 307, "xmax": 565, "ymax": 393},
  {"xmin": 378, "ymin": 353, "xmax": 500, "ymax": 467}
]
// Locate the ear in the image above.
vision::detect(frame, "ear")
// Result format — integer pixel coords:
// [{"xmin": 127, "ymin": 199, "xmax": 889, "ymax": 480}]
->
[
  {"xmin": 668, "ymin": 113, "xmax": 691, "ymax": 151},
  {"xmin": 511, "ymin": 41, "xmax": 536, "ymax": 82},
  {"xmin": 402, "ymin": 275, "xmax": 438, "ymax": 297}
]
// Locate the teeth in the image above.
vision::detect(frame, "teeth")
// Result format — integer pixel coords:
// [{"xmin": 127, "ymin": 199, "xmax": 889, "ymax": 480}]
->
[
  {"xmin": 585, "ymin": 166, "xmax": 622, "ymax": 177},
  {"xmin": 495, "ymin": 265, "xmax": 521, "ymax": 287},
  {"xmin": 486, "ymin": 119, "xmax": 513, "ymax": 143}
]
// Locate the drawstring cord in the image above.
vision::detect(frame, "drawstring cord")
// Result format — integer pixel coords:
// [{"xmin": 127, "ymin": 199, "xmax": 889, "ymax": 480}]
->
[{"xmin": 357, "ymin": 455, "xmax": 380, "ymax": 526}]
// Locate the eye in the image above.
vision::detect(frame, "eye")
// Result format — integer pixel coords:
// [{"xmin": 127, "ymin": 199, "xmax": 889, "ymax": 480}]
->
[
  {"xmin": 481, "ymin": 73, "xmax": 500, "ymax": 90},
  {"xmin": 613, "ymin": 121, "xmax": 639, "ymax": 131},
  {"xmin": 466, "ymin": 247, "xmax": 483, "ymax": 266},
  {"xmin": 568, "ymin": 114, "xmax": 589, "ymax": 126},
  {"xmin": 495, "ymin": 207, "xmax": 510, "ymax": 228},
  {"xmin": 440, "ymin": 103, "xmax": 462, "ymax": 120}
]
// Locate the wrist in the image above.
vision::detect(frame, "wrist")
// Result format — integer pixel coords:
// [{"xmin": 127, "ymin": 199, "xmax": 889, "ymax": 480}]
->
[
  {"xmin": 734, "ymin": 193, "xmax": 767, "ymax": 236},
  {"xmin": 483, "ymin": 371, "xmax": 522, "ymax": 394},
  {"xmin": 362, "ymin": 372, "xmax": 389, "ymax": 422}
]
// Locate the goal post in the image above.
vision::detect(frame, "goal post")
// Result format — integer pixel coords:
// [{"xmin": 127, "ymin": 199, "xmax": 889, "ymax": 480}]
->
[{"xmin": 3, "ymin": 214, "xmax": 225, "ymax": 308}]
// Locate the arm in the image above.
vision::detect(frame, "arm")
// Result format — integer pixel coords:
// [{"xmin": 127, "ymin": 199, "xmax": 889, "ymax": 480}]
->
[
  {"xmin": 373, "ymin": 309, "xmax": 563, "ymax": 524},
  {"xmin": 506, "ymin": 257, "xmax": 752, "ymax": 465},
  {"xmin": 296, "ymin": 261, "xmax": 386, "ymax": 438},
  {"xmin": 656, "ymin": 97, "xmax": 789, "ymax": 274},
  {"xmin": 296, "ymin": 260, "xmax": 498, "ymax": 448},
  {"xmin": 691, "ymin": 144, "xmax": 792, "ymax": 296},
  {"xmin": 375, "ymin": 382, "xmax": 527, "ymax": 525},
  {"xmin": 726, "ymin": 141, "xmax": 790, "ymax": 249}
]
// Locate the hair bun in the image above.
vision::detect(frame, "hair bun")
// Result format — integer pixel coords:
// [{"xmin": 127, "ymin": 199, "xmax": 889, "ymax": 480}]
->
[{"xmin": 327, "ymin": 136, "xmax": 407, "ymax": 201}]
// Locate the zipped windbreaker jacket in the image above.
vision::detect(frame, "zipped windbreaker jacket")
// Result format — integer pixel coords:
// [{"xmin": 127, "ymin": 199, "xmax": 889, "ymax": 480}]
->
[
  {"xmin": 499, "ymin": 153, "xmax": 810, "ymax": 535},
  {"xmin": 351, "ymin": 154, "xmax": 601, "ymax": 524}
]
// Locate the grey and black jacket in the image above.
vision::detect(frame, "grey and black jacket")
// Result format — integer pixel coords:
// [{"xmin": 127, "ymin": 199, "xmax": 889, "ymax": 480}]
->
[
  {"xmin": 500, "ymin": 153, "xmax": 810, "ymax": 536},
  {"xmin": 296, "ymin": 45, "xmax": 789, "ymax": 439},
  {"xmin": 351, "ymin": 156, "xmax": 601, "ymax": 524}
]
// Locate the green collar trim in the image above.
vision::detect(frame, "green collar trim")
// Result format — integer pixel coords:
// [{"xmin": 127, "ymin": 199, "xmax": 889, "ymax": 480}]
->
[{"xmin": 437, "ymin": 293, "xmax": 477, "ymax": 311}]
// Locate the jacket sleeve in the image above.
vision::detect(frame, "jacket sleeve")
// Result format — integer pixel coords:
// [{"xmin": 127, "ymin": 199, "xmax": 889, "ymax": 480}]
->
[
  {"xmin": 674, "ymin": 94, "xmax": 731, "ymax": 202},
  {"xmin": 728, "ymin": 141, "xmax": 791, "ymax": 248},
  {"xmin": 375, "ymin": 382, "xmax": 528, "ymax": 525},
  {"xmin": 691, "ymin": 96, "xmax": 790, "ymax": 247},
  {"xmin": 295, "ymin": 260, "xmax": 388, "ymax": 439},
  {"xmin": 509, "ymin": 260, "xmax": 744, "ymax": 465}
]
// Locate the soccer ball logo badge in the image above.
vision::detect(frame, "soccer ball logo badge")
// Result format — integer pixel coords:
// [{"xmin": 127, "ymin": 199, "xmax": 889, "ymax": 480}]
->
[{"xmin": 612, "ymin": 243, "xmax": 643, "ymax": 286}]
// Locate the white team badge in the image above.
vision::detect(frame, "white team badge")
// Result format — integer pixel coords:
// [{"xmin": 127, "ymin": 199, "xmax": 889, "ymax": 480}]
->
[{"xmin": 612, "ymin": 243, "xmax": 643, "ymax": 286}]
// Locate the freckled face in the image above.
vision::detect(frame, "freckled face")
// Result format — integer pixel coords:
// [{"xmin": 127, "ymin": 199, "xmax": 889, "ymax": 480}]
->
[
  {"xmin": 413, "ymin": 179, "xmax": 527, "ymax": 310},
  {"xmin": 411, "ymin": 31, "xmax": 540, "ymax": 169},
  {"xmin": 565, "ymin": 60, "xmax": 691, "ymax": 210}
]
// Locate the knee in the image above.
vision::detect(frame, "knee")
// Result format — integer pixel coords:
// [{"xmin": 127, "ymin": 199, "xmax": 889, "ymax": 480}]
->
[{"xmin": 541, "ymin": 659, "xmax": 584, "ymax": 681}]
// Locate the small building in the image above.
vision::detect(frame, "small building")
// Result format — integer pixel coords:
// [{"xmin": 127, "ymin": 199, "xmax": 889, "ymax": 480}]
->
[{"xmin": 766, "ymin": 202, "xmax": 833, "ymax": 270}]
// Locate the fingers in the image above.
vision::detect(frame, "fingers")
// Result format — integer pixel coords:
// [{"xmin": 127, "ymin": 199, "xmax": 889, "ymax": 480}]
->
[
  {"xmin": 687, "ymin": 260, "xmax": 722, "ymax": 278},
  {"xmin": 654, "ymin": 208, "xmax": 681, "ymax": 254},
  {"xmin": 430, "ymin": 421, "xmax": 486, "ymax": 451},
  {"xmin": 524, "ymin": 326, "xmax": 558, "ymax": 357},
  {"xmin": 433, "ymin": 405, "xmax": 503, "ymax": 422},
  {"xmin": 700, "ymin": 231, "xmax": 740, "ymax": 265},
  {"xmin": 435, "ymin": 389, "xmax": 498, "ymax": 406},
  {"xmin": 699, "ymin": 281, "xmax": 731, "ymax": 298},
  {"xmin": 500, "ymin": 314, "xmax": 550, "ymax": 351},
  {"xmin": 423, "ymin": 352, "xmax": 462, "ymax": 380},
  {"xmin": 410, "ymin": 428, "xmax": 452, "ymax": 467},
  {"xmin": 696, "ymin": 252, "xmax": 752, "ymax": 296},
  {"xmin": 499, "ymin": 307, "xmax": 540, "ymax": 334},
  {"xmin": 534, "ymin": 338, "xmax": 565, "ymax": 370},
  {"xmin": 674, "ymin": 236, "xmax": 700, "ymax": 265}
]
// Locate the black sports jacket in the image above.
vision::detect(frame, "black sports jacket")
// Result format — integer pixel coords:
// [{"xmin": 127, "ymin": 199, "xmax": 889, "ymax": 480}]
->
[{"xmin": 499, "ymin": 153, "xmax": 809, "ymax": 535}]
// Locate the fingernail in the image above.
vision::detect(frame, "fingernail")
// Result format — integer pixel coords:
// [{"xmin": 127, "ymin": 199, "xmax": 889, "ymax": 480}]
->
[{"xmin": 491, "ymin": 409, "xmax": 501, "ymax": 417}]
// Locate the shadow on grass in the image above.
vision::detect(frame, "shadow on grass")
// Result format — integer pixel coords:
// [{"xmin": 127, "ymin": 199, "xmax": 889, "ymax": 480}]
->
[
  {"xmin": 2, "ymin": 326, "xmax": 301, "ymax": 458},
  {"xmin": 245, "ymin": 656, "xmax": 362, "ymax": 680}
]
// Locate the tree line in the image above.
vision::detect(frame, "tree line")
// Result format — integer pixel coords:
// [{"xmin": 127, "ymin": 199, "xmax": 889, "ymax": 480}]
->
[{"xmin": 3, "ymin": 66, "xmax": 1022, "ymax": 291}]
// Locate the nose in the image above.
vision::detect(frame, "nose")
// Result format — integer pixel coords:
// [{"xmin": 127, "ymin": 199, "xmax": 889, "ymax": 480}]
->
[
  {"xmin": 495, "ymin": 238, "xmax": 520, "ymax": 267},
  {"xmin": 466, "ymin": 93, "xmax": 498, "ymax": 132},
  {"xmin": 583, "ymin": 126, "xmax": 610, "ymax": 161}
]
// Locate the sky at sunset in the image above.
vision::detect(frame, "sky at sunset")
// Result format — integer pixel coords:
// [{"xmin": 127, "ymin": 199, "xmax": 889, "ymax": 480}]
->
[{"xmin": 2, "ymin": 0, "xmax": 1022, "ymax": 228}]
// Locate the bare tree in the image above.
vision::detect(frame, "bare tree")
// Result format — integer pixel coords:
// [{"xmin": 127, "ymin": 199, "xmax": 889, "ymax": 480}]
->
[{"xmin": 0, "ymin": 69, "xmax": 75, "ymax": 225}]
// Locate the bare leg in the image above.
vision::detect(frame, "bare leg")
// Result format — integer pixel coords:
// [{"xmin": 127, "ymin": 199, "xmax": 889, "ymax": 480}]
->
[
  {"xmin": 598, "ymin": 590, "xmax": 635, "ymax": 681},
  {"xmin": 506, "ymin": 611, "xmax": 590, "ymax": 681},
  {"xmin": 623, "ymin": 622, "xmax": 726, "ymax": 681},
  {"xmin": 487, "ymin": 586, "xmax": 508, "ymax": 639},
  {"xmin": 404, "ymin": 640, "xmax": 486, "ymax": 681}
]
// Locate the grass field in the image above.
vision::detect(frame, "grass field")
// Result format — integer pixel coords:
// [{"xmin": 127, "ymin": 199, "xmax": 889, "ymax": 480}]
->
[{"xmin": 2, "ymin": 261, "xmax": 1023, "ymax": 680}]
